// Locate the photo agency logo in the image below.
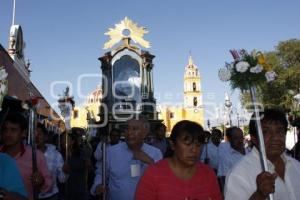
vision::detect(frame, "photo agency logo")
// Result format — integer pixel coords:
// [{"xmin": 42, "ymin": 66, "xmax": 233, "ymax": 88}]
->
[{"xmin": 48, "ymin": 73, "xmax": 264, "ymax": 129}]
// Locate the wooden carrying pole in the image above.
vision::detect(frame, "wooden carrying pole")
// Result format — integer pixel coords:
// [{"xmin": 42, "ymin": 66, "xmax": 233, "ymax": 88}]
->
[{"xmin": 28, "ymin": 104, "xmax": 38, "ymax": 200}]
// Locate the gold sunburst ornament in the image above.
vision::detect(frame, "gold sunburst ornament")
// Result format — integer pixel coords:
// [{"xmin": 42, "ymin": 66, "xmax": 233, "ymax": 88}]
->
[{"xmin": 103, "ymin": 17, "xmax": 151, "ymax": 49}]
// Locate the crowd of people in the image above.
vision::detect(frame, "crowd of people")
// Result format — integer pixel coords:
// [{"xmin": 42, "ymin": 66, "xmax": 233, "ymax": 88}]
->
[{"xmin": 1, "ymin": 108, "xmax": 300, "ymax": 200}]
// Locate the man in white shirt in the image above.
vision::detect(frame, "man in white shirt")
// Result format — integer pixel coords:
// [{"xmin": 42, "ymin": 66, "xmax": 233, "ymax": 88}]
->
[
  {"xmin": 36, "ymin": 123, "xmax": 67, "ymax": 200},
  {"xmin": 94, "ymin": 128, "xmax": 122, "ymax": 171},
  {"xmin": 200, "ymin": 128, "xmax": 222, "ymax": 172},
  {"xmin": 152, "ymin": 123, "xmax": 168, "ymax": 156},
  {"xmin": 218, "ymin": 127, "xmax": 245, "ymax": 191},
  {"xmin": 225, "ymin": 108, "xmax": 300, "ymax": 200}
]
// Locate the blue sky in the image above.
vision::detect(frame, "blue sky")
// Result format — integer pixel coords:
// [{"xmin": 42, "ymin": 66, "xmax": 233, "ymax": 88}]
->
[{"xmin": 1, "ymin": 0, "xmax": 300, "ymax": 126}]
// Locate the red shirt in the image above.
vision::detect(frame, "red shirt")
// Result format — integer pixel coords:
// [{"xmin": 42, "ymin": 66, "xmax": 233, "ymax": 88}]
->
[{"xmin": 135, "ymin": 159, "xmax": 222, "ymax": 200}]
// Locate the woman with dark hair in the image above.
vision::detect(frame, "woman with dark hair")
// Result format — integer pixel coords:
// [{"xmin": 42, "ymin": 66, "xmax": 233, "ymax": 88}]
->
[{"xmin": 135, "ymin": 120, "xmax": 222, "ymax": 200}]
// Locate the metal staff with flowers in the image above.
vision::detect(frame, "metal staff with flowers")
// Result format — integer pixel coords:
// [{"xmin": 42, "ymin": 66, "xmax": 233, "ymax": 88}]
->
[
  {"xmin": 23, "ymin": 83, "xmax": 44, "ymax": 200},
  {"xmin": 58, "ymin": 87, "xmax": 75, "ymax": 199},
  {"xmin": 58, "ymin": 87, "xmax": 75, "ymax": 160},
  {"xmin": 219, "ymin": 49, "xmax": 277, "ymax": 200},
  {"xmin": 0, "ymin": 66, "xmax": 9, "ymax": 135},
  {"xmin": 27, "ymin": 95, "xmax": 39, "ymax": 200},
  {"xmin": 0, "ymin": 66, "xmax": 8, "ymax": 110}
]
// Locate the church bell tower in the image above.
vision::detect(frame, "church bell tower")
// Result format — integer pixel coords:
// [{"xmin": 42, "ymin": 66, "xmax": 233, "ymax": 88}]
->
[{"xmin": 183, "ymin": 55, "xmax": 204, "ymax": 126}]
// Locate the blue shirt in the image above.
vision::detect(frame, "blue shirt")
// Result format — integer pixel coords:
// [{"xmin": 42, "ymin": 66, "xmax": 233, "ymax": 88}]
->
[
  {"xmin": 217, "ymin": 143, "xmax": 244, "ymax": 177},
  {"xmin": 152, "ymin": 138, "xmax": 168, "ymax": 156},
  {"xmin": 0, "ymin": 152, "xmax": 28, "ymax": 198},
  {"xmin": 200, "ymin": 140, "xmax": 219, "ymax": 170},
  {"xmin": 91, "ymin": 142, "xmax": 162, "ymax": 200}
]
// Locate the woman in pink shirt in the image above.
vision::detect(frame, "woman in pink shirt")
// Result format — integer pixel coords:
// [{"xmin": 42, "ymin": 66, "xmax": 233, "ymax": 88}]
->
[{"xmin": 135, "ymin": 120, "xmax": 222, "ymax": 200}]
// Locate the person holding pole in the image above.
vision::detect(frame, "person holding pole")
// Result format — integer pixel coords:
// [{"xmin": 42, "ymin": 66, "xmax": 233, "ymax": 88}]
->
[
  {"xmin": 0, "ymin": 112, "xmax": 52, "ymax": 200},
  {"xmin": 90, "ymin": 116, "xmax": 162, "ymax": 200},
  {"xmin": 224, "ymin": 108, "xmax": 300, "ymax": 200}
]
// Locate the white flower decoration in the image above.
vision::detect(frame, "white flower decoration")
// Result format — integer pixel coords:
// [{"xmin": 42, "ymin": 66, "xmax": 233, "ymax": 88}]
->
[
  {"xmin": 0, "ymin": 68, "xmax": 8, "ymax": 80},
  {"xmin": 218, "ymin": 68, "xmax": 232, "ymax": 82},
  {"xmin": 0, "ymin": 83, "xmax": 6, "ymax": 94},
  {"xmin": 225, "ymin": 62, "xmax": 234, "ymax": 70},
  {"xmin": 250, "ymin": 64, "xmax": 263, "ymax": 73},
  {"xmin": 235, "ymin": 61, "xmax": 250, "ymax": 73},
  {"xmin": 265, "ymin": 71, "xmax": 277, "ymax": 82}
]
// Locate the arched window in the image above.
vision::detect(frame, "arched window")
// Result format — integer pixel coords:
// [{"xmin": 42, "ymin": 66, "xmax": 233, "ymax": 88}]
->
[
  {"xmin": 193, "ymin": 97, "xmax": 197, "ymax": 107},
  {"xmin": 170, "ymin": 112, "xmax": 174, "ymax": 119},
  {"xmin": 193, "ymin": 82, "xmax": 196, "ymax": 91},
  {"xmin": 73, "ymin": 110, "xmax": 78, "ymax": 119}
]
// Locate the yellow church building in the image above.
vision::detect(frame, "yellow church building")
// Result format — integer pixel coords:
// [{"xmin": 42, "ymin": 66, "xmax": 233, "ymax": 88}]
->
[
  {"xmin": 158, "ymin": 56, "xmax": 204, "ymax": 134},
  {"xmin": 71, "ymin": 85, "xmax": 102, "ymax": 128}
]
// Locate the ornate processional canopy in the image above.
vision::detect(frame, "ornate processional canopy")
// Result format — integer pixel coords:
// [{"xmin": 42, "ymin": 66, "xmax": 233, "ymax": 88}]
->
[{"xmin": 103, "ymin": 17, "xmax": 151, "ymax": 50}]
